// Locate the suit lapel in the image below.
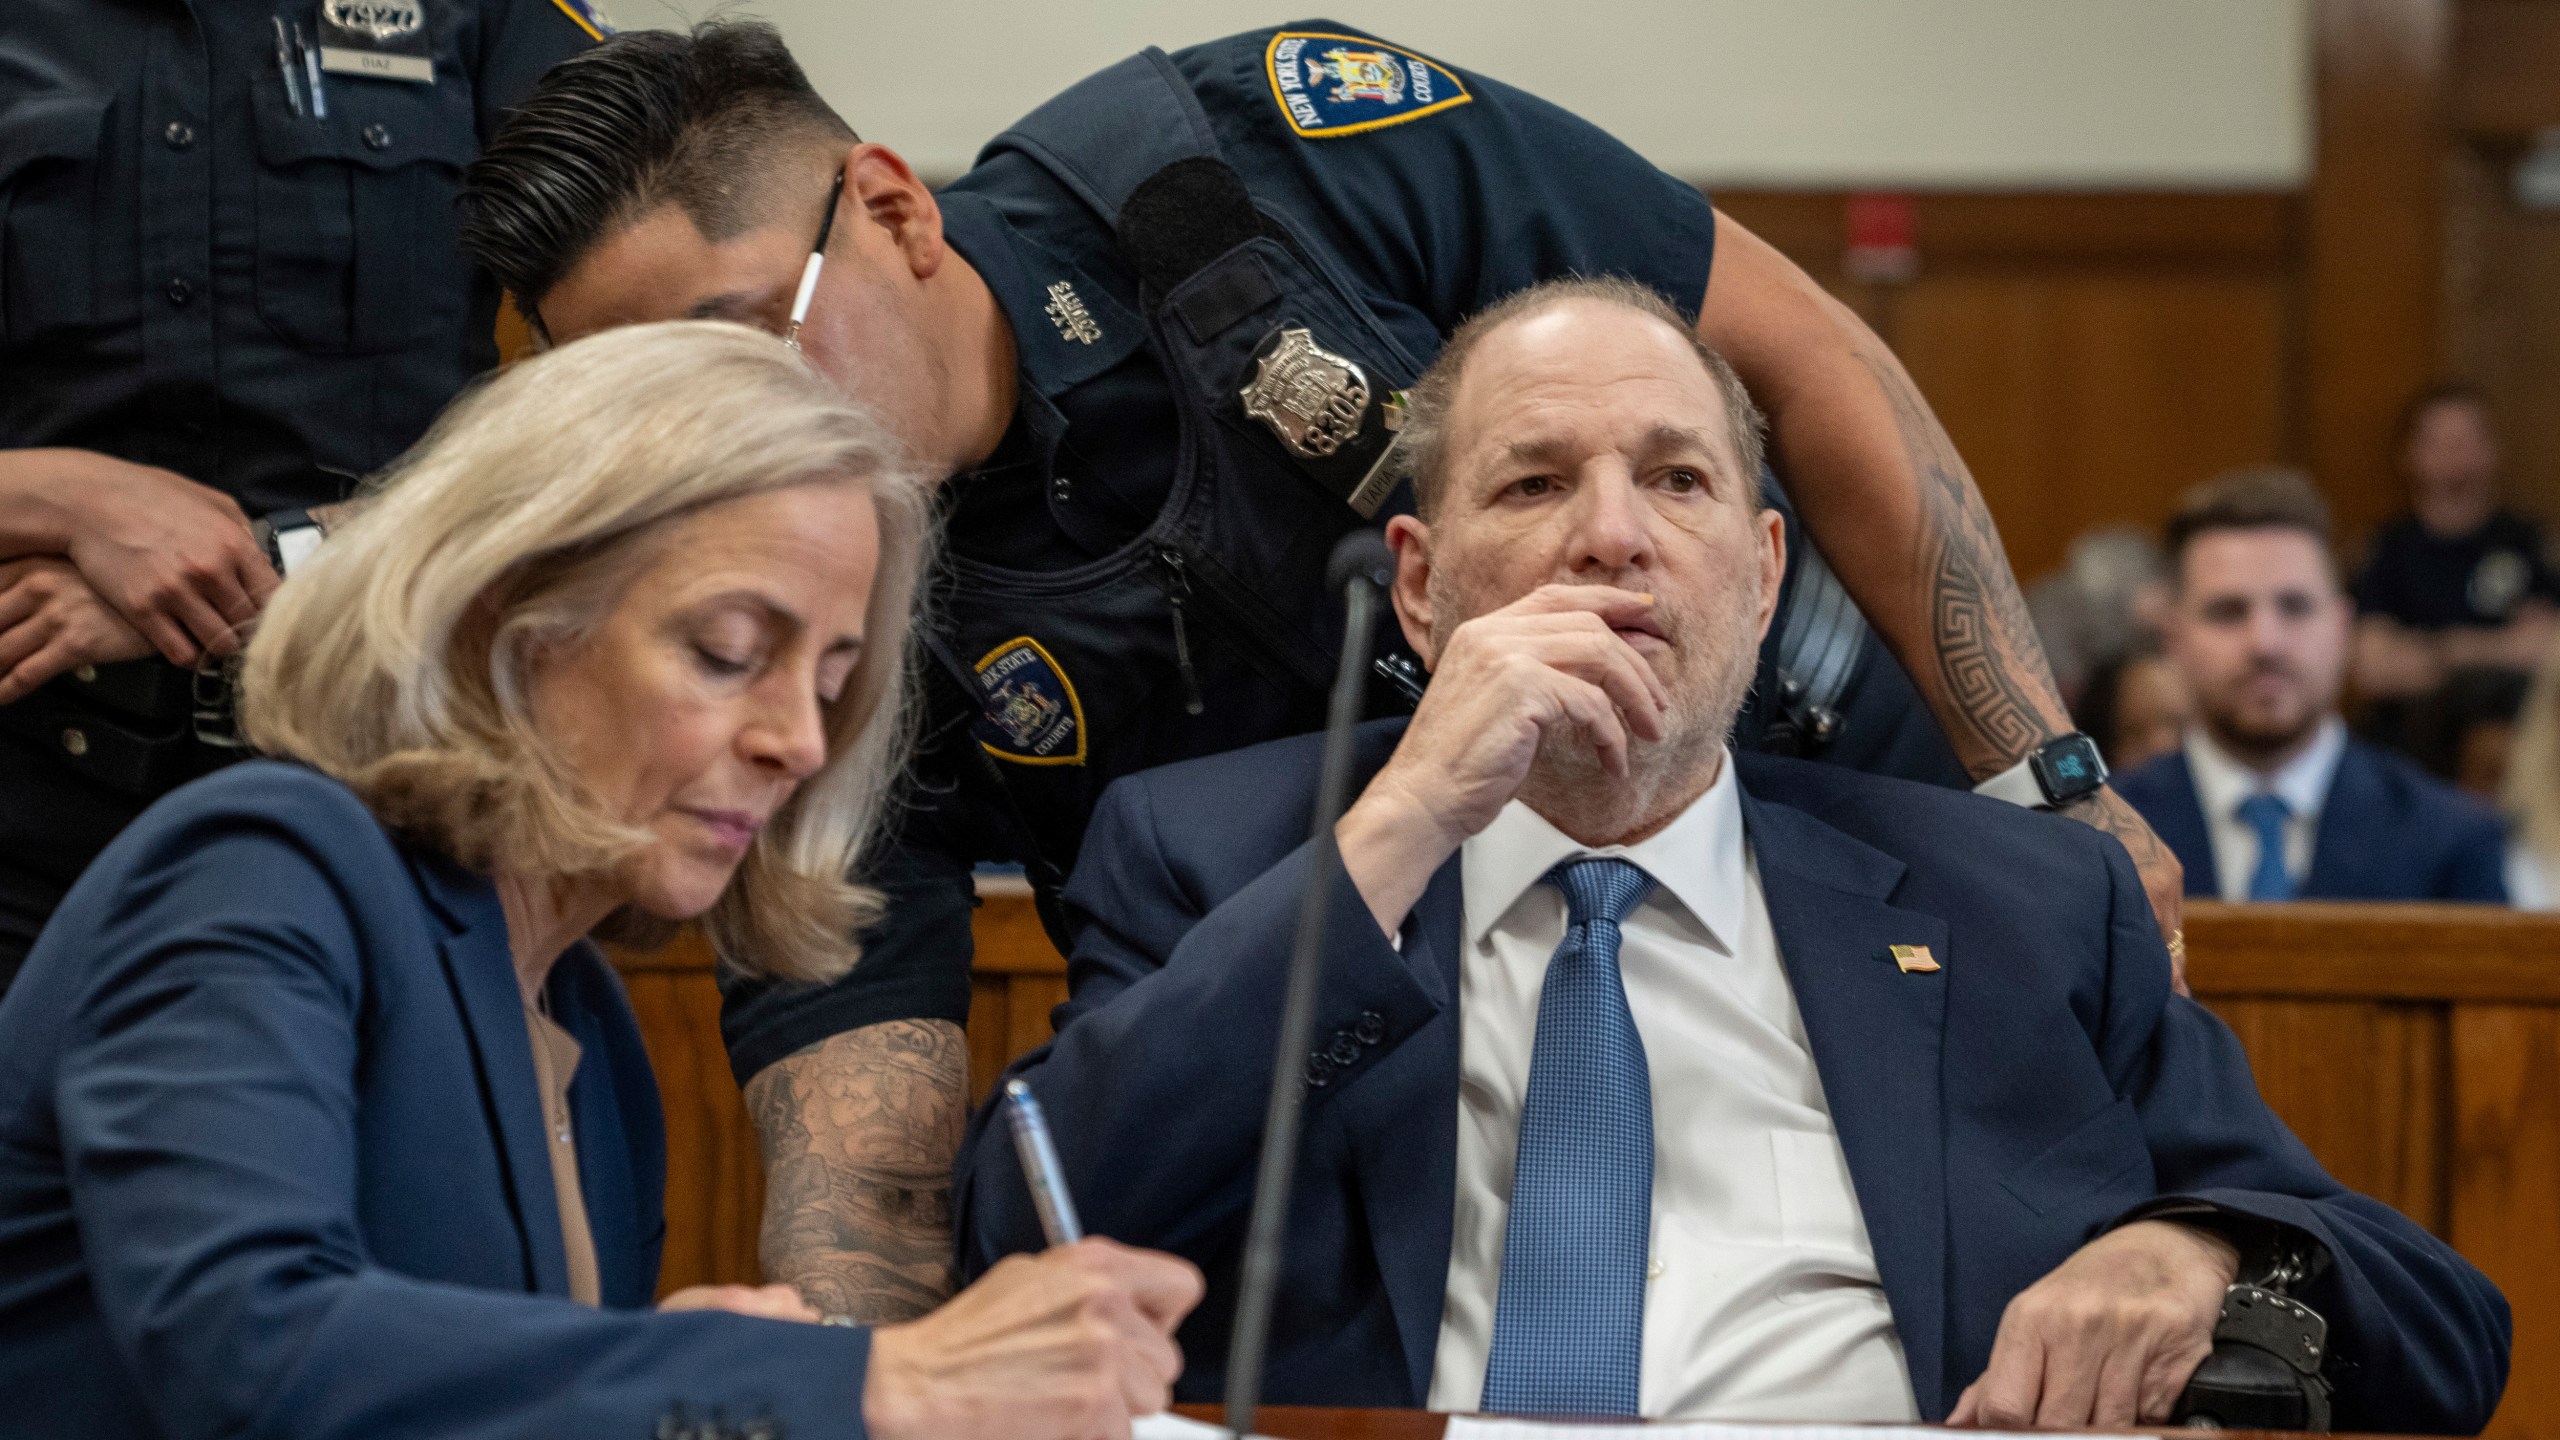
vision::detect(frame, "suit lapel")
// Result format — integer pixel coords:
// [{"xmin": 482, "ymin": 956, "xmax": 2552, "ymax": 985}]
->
[
  {"xmin": 1334, "ymin": 858, "xmax": 1465, "ymax": 1403},
  {"xmin": 2148, "ymin": 755, "xmax": 2220, "ymax": 898},
  {"xmin": 1742, "ymin": 792, "xmax": 1954, "ymax": 1417},
  {"xmin": 412, "ymin": 852, "xmax": 570, "ymax": 1298}
]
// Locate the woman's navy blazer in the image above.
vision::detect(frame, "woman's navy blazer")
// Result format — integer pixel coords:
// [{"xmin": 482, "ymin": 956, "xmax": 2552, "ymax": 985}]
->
[{"xmin": 0, "ymin": 762, "xmax": 875, "ymax": 1439}]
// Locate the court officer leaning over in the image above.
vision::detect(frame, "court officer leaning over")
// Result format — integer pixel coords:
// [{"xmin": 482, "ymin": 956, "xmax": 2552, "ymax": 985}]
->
[
  {"xmin": 459, "ymin": 18, "xmax": 2185, "ymax": 1321},
  {"xmin": 0, "ymin": 321, "xmax": 1201, "ymax": 1440},
  {"xmin": 0, "ymin": 0, "xmax": 602, "ymax": 987}
]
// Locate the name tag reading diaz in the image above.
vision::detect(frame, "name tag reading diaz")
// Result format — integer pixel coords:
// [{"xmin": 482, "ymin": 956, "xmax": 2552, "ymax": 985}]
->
[{"xmin": 318, "ymin": 48, "xmax": 435, "ymax": 83}]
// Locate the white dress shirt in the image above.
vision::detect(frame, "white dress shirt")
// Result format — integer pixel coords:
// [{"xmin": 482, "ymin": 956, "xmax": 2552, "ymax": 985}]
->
[
  {"xmin": 2183, "ymin": 719, "xmax": 2347, "ymax": 902},
  {"xmin": 1425, "ymin": 752, "xmax": 1917, "ymax": 1421}
]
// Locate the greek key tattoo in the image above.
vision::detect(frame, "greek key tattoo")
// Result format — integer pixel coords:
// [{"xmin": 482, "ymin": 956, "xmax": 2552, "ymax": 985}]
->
[
  {"xmin": 746, "ymin": 1019, "xmax": 967, "ymax": 1322},
  {"xmin": 1854, "ymin": 347, "xmax": 2065, "ymax": 775}
]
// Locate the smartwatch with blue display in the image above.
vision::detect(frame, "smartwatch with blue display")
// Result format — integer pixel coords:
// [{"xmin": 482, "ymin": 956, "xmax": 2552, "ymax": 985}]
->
[{"xmin": 1973, "ymin": 731, "xmax": 2110, "ymax": 811}]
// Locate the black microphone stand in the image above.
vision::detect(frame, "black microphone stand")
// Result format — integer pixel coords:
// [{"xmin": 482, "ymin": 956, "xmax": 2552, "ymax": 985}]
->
[{"xmin": 1223, "ymin": 532, "xmax": 1396, "ymax": 1438}]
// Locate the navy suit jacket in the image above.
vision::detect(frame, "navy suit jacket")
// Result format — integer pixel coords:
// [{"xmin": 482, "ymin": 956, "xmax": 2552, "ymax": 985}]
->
[
  {"xmin": 0, "ymin": 763, "xmax": 873, "ymax": 1440},
  {"xmin": 956, "ymin": 721, "xmax": 2508, "ymax": 1431},
  {"xmin": 2115, "ymin": 739, "xmax": 2509, "ymax": 901}
]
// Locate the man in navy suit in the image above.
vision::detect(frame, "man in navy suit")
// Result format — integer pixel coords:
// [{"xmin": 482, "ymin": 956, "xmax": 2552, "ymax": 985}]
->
[
  {"xmin": 2114, "ymin": 468, "xmax": 2508, "ymax": 903},
  {"xmin": 954, "ymin": 278, "xmax": 2509, "ymax": 1430}
]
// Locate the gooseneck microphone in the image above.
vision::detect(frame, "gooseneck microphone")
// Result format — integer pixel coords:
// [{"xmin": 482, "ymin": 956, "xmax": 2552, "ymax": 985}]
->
[{"xmin": 1223, "ymin": 530, "xmax": 1398, "ymax": 1438}]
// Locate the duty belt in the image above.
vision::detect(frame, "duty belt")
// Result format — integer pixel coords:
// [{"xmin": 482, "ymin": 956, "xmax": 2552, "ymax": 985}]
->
[{"xmin": 0, "ymin": 656, "xmax": 240, "ymax": 798}]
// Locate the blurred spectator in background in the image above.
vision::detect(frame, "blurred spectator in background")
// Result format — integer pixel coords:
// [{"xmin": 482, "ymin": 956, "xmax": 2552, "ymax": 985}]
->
[
  {"xmin": 2403, "ymin": 666, "xmax": 2533, "ymax": 802},
  {"xmin": 2116, "ymin": 468, "xmax": 2507, "ymax": 903},
  {"xmin": 2353, "ymin": 387, "xmax": 2558, "ymax": 724},
  {"xmin": 2027, "ymin": 526, "xmax": 2174, "ymax": 708},
  {"xmin": 2075, "ymin": 644, "xmax": 2192, "ymax": 775},
  {"xmin": 2499, "ymin": 645, "xmax": 2560, "ymax": 909}
]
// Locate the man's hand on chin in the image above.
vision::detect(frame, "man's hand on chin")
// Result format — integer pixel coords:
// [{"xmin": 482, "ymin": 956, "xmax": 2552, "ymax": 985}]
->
[
  {"xmin": 1948, "ymin": 1218, "xmax": 2240, "ymax": 1430},
  {"xmin": 1334, "ymin": 583, "xmax": 1667, "ymax": 935}
]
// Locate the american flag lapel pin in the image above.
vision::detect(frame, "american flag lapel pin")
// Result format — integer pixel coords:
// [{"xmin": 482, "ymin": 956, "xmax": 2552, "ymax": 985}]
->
[{"xmin": 1889, "ymin": 943, "xmax": 1940, "ymax": 974}]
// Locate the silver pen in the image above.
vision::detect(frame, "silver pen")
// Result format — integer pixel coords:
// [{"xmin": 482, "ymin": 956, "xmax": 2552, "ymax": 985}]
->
[
  {"xmin": 296, "ymin": 25, "xmax": 327, "ymax": 119},
  {"xmin": 1002, "ymin": 1078, "xmax": 1083, "ymax": 1245},
  {"xmin": 271, "ymin": 18, "xmax": 306, "ymax": 118}
]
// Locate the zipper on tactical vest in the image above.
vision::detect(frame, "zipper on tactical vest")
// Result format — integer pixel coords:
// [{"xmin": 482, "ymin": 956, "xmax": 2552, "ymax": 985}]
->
[{"xmin": 1155, "ymin": 548, "xmax": 1208, "ymax": 716}]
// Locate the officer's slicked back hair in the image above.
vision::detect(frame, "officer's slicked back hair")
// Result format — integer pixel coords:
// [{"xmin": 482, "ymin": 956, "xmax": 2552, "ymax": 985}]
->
[
  {"xmin": 462, "ymin": 21, "xmax": 855, "ymax": 324},
  {"xmin": 1398, "ymin": 277, "xmax": 1766, "ymax": 520}
]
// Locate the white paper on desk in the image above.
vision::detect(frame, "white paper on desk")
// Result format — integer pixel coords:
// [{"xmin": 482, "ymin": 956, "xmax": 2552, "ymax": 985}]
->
[
  {"xmin": 1134, "ymin": 1412, "xmax": 1270, "ymax": 1440},
  {"xmin": 1447, "ymin": 1420, "xmax": 2141, "ymax": 1440}
]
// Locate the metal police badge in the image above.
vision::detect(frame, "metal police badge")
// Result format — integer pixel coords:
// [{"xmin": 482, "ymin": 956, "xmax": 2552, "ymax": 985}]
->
[
  {"xmin": 1241, "ymin": 327, "xmax": 1371, "ymax": 460},
  {"xmin": 321, "ymin": 0, "xmax": 423, "ymax": 42},
  {"xmin": 973, "ymin": 636, "xmax": 1087, "ymax": 766},
  {"xmin": 1265, "ymin": 31, "xmax": 1472, "ymax": 139}
]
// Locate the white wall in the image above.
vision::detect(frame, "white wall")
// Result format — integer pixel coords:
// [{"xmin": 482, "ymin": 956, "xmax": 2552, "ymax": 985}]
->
[{"xmin": 620, "ymin": 0, "xmax": 2310, "ymax": 189}]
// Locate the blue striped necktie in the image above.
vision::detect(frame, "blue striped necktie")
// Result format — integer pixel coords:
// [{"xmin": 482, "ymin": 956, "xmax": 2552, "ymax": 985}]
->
[
  {"xmin": 1481, "ymin": 856, "xmax": 1657, "ymax": 1417},
  {"xmin": 2238, "ymin": 792, "xmax": 2295, "ymax": 901}
]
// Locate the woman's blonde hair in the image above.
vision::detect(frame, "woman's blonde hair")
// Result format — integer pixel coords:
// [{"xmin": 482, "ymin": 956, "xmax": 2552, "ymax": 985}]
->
[
  {"xmin": 2507, "ymin": 641, "xmax": 2560, "ymax": 866},
  {"xmin": 240, "ymin": 320, "xmax": 932, "ymax": 984}
]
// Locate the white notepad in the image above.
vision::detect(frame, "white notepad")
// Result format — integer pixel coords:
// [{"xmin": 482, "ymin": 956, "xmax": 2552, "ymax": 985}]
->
[
  {"xmin": 1447, "ymin": 1421, "xmax": 2140, "ymax": 1440},
  {"xmin": 1134, "ymin": 1413, "xmax": 1267, "ymax": 1440}
]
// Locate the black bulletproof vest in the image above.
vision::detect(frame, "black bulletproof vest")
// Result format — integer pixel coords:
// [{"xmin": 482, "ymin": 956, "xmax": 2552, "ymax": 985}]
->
[{"xmin": 924, "ymin": 51, "xmax": 1426, "ymax": 898}]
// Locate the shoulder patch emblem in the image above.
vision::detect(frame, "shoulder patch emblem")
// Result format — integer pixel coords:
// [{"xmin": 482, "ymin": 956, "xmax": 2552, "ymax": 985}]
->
[
  {"xmin": 1265, "ymin": 32, "xmax": 1471, "ymax": 139},
  {"xmin": 974, "ymin": 636, "xmax": 1087, "ymax": 766},
  {"xmin": 546, "ymin": 0, "xmax": 616, "ymax": 41},
  {"xmin": 2472, "ymin": 549, "xmax": 2532, "ymax": 618}
]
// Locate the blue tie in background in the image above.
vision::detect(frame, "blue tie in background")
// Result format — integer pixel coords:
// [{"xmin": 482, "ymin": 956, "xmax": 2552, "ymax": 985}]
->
[
  {"xmin": 1482, "ymin": 857, "xmax": 1657, "ymax": 1418},
  {"xmin": 2238, "ymin": 792, "xmax": 2295, "ymax": 901}
]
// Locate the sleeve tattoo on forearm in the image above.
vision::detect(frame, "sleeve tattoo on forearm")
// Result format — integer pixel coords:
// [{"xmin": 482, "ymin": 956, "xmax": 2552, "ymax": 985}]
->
[
  {"xmin": 746, "ymin": 1018, "xmax": 968, "ymax": 1322},
  {"xmin": 1853, "ymin": 347, "xmax": 2066, "ymax": 774}
]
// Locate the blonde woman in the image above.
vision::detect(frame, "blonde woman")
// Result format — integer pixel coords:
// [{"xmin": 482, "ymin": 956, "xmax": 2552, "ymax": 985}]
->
[
  {"xmin": 0, "ymin": 322, "xmax": 1196, "ymax": 1440},
  {"xmin": 2502, "ymin": 641, "xmax": 2560, "ymax": 908}
]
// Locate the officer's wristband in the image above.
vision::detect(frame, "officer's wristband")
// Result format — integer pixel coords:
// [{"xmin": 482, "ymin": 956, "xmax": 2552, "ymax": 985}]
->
[{"xmin": 253, "ymin": 508, "xmax": 330, "ymax": 576}]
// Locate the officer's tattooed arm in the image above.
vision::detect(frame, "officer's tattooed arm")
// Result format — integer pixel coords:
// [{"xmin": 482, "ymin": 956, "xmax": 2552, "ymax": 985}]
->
[
  {"xmin": 1698, "ymin": 210, "xmax": 2187, "ymax": 959},
  {"xmin": 747, "ymin": 1020, "xmax": 968, "ymax": 1321}
]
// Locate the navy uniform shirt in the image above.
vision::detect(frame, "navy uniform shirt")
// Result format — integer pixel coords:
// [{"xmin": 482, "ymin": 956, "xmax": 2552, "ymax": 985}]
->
[
  {"xmin": 718, "ymin": 22, "xmax": 1729, "ymax": 1080},
  {"xmin": 0, "ymin": 0, "xmax": 595, "ymax": 954},
  {"xmin": 2355, "ymin": 511, "xmax": 2560, "ymax": 631}
]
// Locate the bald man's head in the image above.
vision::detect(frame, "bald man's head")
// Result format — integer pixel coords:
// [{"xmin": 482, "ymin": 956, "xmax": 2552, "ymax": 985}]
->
[{"xmin": 1397, "ymin": 276, "xmax": 1765, "ymax": 520}]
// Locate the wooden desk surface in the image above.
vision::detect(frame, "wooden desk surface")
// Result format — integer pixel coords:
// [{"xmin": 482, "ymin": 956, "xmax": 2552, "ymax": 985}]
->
[
  {"xmin": 1176, "ymin": 1405, "xmax": 1442, "ymax": 1438},
  {"xmin": 1168, "ymin": 1407, "xmax": 2347, "ymax": 1439}
]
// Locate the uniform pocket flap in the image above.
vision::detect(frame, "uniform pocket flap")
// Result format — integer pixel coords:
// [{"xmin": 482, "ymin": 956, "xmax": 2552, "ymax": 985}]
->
[
  {"xmin": 0, "ymin": 93, "xmax": 111, "ymax": 185},
  {"xmin": 252, "ymin": 77, "xmax": 474, "ymax": 171},
  {"xmin": 1998, "ymin": 1096, "xmax": 2152, "ymax": 1217}
]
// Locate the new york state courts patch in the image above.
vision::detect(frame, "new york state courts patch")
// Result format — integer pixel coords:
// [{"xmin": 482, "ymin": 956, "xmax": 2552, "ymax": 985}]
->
[
  {"xmin": 1265, "ymin": 32, "xmax": 1472, "ymax": 139},
  {"xmin": 973, "ymin": 636, "xmax": 1087, "ymax": 766}
]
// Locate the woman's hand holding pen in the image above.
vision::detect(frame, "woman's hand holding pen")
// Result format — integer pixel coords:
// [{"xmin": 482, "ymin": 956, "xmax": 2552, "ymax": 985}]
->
[{"xmin": 862, "ymin": 1238, "xmax": 1204, "ymax": 1440}]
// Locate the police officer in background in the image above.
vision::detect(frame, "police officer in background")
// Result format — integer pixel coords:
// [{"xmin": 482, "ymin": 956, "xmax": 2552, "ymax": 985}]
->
[
  {"xmin": 0, "ymin": 0, "xmax": 601, "ymax": 985},
  {"xmin": 460, "ymin": 20, "xmax": 2185, "ymax": 1322}
]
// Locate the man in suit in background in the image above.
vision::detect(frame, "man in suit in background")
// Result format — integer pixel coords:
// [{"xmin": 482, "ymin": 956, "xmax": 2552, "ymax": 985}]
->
[
  {"xmin": 2116, "ymin": 469, "xmax": 2508, "ymax": 902},
  {"xmin": 956, "ymin": 280, "xmax": 2508, "ymax": 1430}
]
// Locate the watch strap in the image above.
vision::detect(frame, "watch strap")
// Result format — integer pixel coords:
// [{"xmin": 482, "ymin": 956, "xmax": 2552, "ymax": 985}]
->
[
  {"xmin": 254, "ymin": 508, "xmax": 328, "ymax": 576},
  {"xmin": 1974, "ymin": 752, "xmax": 2050, "ymax": 809}
]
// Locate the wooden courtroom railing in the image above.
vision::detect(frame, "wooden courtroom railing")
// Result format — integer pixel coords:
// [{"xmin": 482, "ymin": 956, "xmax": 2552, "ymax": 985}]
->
[
  {"xmin": 2184, "ymin": 901, "xmax": 2560, "ymax": 1440},
  {"xmin": 619, "ymin": 895, "xmax": 2560, "ymax": 1439}
]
